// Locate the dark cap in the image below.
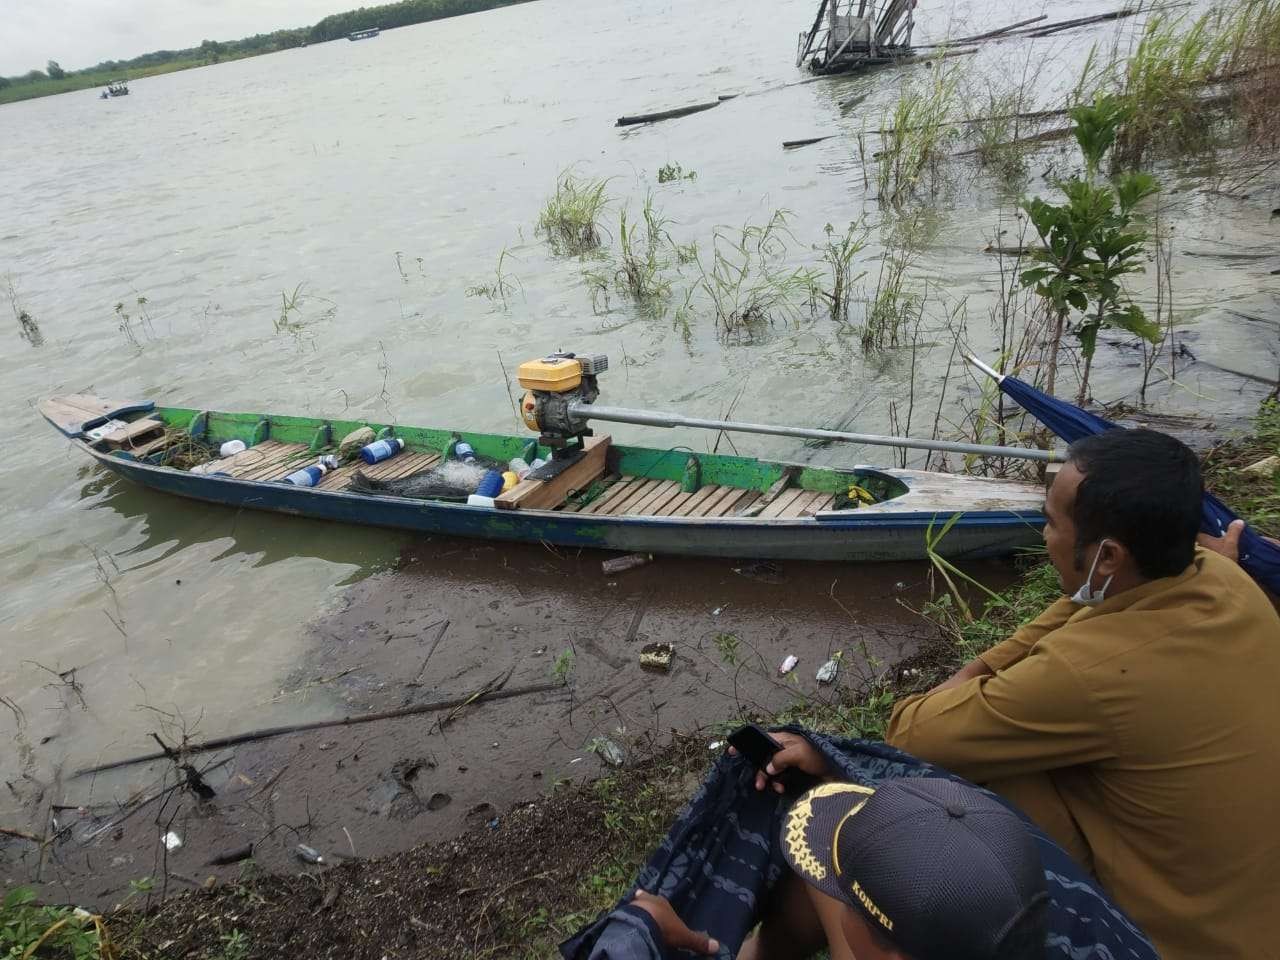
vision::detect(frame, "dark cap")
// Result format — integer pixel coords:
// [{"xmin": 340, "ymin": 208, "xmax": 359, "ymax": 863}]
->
[{"xmin": 781, "ymin": 777, "xmax": 1048, "ymax": 960}]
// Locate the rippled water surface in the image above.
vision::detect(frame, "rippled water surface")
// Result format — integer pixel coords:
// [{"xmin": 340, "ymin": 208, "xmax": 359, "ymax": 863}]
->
[{"xmin": 1, "ymin": 0, "xmax": 1276, "ymax": 787}]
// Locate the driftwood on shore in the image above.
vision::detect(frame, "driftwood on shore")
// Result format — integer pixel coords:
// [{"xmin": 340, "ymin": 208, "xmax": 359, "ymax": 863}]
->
[{"xmin": 73, "ymin": 674, "xmax": 564, "ymax": 778}]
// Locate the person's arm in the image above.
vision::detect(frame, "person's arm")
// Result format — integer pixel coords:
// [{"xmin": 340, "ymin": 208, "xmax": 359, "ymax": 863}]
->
[
  {"xmin": 1198, "ymin": 519, "xmax": 1280, "ymax": 561},
  {"xmin": 926, "ymin": 595, "xmax": 1077, "ymax": 693},
  {"xmin": 885, "ymin": 639, "xmax": 1115, "ymax": 783},
  {"xmin": 973, "ymin": 595, "xmax": 1078, "ymax": 675},
  {"xmin": 577, "ymin": 895, "xmax": 720, "ymax": 960}
]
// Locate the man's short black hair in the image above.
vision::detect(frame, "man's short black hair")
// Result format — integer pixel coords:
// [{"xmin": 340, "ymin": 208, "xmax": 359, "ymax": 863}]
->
[{"xmin": 1067, "ymin": 428, "xmax": 1202, "ymax": 579}]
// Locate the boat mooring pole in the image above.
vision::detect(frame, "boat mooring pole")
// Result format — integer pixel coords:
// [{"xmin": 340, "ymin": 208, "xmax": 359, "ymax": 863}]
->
[{"xmin": 572, "ymin": 403, "xmax": 1064, "ymax": 463}]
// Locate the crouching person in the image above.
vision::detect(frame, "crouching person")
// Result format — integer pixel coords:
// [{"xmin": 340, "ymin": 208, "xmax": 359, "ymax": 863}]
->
[{"xmin": 560, "ymin": 732, "xmax": 1158, "ymax": 960}]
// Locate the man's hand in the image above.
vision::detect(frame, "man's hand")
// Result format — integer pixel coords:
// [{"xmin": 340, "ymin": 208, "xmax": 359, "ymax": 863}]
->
[
  {"xmin": 1199, "ymin": 519, "xmax": 1247, "ymax": 563},
  {"xmin": 631, "ymin": 891, "xmax": 720, "ymax": 955},
  {"xmin": 729, "ymin": 731, "xmax": 828, "ymax": 794},
  {"xmin": 1198, "ymin": 520, "xmax": 1280, "ymax": 562}
]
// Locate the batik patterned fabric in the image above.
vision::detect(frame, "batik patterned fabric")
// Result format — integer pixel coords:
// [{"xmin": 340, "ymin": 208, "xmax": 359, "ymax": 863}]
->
[{"xmin": 560, "ymin": 728, "xmax": 1160, "ymax": 960}]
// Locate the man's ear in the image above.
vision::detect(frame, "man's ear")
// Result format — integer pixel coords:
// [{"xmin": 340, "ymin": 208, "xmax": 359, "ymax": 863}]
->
[{"xmin": 1095, "ymin": 538, "xmax": 1129, "ymax": 578}]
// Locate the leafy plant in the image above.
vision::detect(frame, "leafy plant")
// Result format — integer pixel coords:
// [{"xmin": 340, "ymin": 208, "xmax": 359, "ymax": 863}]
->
[
  {"xmin": 536, "ymin": 171, "xmax": 610, "ymax": 257},
  {"xmin": 1020, "ymin": 96, "xmax": 1161, "ymax": 402},
  {"xmin": 713, "ymin": 632, "xmax": 740, "ymax": 667},
  {"xmin": 551, "ymin": 648, "xmax": 575, "ymax": 683},
  {"xmin": 657, "ymin": 162, "xmax": 696, "ymax": 184},
  {"xmin": 0, "ymin": 886, "xmax": 117, "ymax": 960},
  {"xmin": 219, "ymin": 928, "xmax": 249, "ymax": 960}
]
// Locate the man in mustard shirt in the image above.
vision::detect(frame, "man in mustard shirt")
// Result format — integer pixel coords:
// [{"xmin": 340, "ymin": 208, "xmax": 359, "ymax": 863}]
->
[{"xmin": 881, "ymin": 428, "xmax": 1280, "ymax": 957}]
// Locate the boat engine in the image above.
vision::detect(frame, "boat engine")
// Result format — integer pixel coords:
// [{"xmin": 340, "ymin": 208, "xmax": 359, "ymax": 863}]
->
[{"xmin": 517, "ymin": 352, "xmax": 608, "ymax": 479}]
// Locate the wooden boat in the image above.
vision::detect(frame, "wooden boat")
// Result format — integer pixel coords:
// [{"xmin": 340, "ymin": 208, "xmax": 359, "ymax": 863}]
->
[{"xmin": 39, "ymin": 394, "xmax": 1045, "ymax": 563}]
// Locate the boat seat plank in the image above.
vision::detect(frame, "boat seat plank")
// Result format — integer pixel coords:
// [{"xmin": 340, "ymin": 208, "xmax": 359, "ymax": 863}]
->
[
  {"xmin": 358, "ymin": 451, "xmax": 426, "ymax": 481},
  {"xmin": 317, "ymin": 453, "xmax": 441, "ymax": 491},
  {"xmin": 780, "ymin": 490, "xmax": 827, "ymax": 518},
  {"xmin": 622, "ymin": 480, "xmax": 682, "ymax": 516},
  {"xmin": 760, "ymin": 487, "xmax": 809, "ymax": 519},
  {"xmin": 710, "ymin": 489, "xmax": 759, "ymax": 517},
  {"xmin": 632, "ymin": 481, "xmax": 686, "ymax": 516},
  {"xmin": 496, "ymin": 436, "xmax": 610, "ymax": 511},
  {"xmin": 807, "ymin": 493, "xmax": 835, "ymax": 514},
  {"xmin": 801, "ymin": 491, "xmax": 833, "ymax": 516},
  {"xmin": 40, "ymin": 395, "xmax": 155, "ymax": 437},
  {"xmin": 689, "ymin": 485, "xmax": 739, "ymax": 518},
  {"xmin": 652, "ymin": 490, "xmax": 697, "ymax": 516},
  {"xmin": 232, "ymin": 443, "xmax": 310, "ymax": 481},
  {"xmin": 218, "ymin": 441, "xmax": 286, "ymax": 477},
  {"xmin": 378, "ymin": 452, "xmax": 438, "ymax": 481},
  {"xmin": 237, "ymin": 449, "xmax": 311, "ymax": 482},
  {"xmin": 671, "ymin": 485, "xmax": 721, "ymax": 517},
  {"xmin": 601, "ymin": 478, "xmax": 660, "ymax": 516},
  {"xmin": 704, "ymin": 488, "xmax": 750, "ymax": 517},
  {"xmin": 259, "ymin": 455, "xmax": 321, "ymax": 482},
  {"xmin": 579, "ymin": 478, "xmax": 637, "ymax": 515}
]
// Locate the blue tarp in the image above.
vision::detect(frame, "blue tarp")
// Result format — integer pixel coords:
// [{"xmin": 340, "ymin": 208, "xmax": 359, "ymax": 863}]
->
[{"xmin": 1000, "ymin": 376, "xmax": 1280, "ymax": 595}]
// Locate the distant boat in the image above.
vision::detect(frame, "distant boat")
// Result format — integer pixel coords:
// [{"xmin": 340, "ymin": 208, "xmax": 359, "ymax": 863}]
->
[
  {"xmin": 348, "ymin": 27, "xmax": 380, "ymax": 40},
  {"xmin": 100, "ymin": 79, "xmax": 129, "ymax": 98}
]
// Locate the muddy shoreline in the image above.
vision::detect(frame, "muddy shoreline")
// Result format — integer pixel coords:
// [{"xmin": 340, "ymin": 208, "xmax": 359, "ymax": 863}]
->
[{"xmin": 3, "ymin": 536, "xmax": 1016, "ymax": 909}]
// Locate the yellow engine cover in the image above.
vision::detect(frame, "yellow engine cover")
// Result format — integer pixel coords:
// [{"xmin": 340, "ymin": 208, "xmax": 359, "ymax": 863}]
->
[{"xmin": 517, "ymin": 356, "xmax": 582, "ymax": 392}]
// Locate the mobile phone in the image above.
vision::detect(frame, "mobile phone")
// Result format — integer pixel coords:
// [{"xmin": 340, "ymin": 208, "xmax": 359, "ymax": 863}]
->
[
  {"xmin": 727, "ymin": 723, "xmax": 784, "ymax": 768},
  {"xmin": 727, "ymin": 724, "xmax": 819, "ymax": 794}
]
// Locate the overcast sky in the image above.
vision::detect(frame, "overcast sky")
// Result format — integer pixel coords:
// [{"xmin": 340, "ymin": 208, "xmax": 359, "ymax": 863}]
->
[{"xmin": 1, "ymin": 0, "xmax": 353, "ymax": 76}]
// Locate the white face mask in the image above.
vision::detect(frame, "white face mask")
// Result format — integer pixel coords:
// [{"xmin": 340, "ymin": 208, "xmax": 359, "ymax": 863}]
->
[{"xmin": 1071, "ymin": 539, "xmax": 1114, "ymax": 607}]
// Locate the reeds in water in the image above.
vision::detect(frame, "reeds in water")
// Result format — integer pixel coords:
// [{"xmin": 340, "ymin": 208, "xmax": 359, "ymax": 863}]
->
[{"xmin": 536, "ymin": 171, "xmax": 611, "ymax": 257}]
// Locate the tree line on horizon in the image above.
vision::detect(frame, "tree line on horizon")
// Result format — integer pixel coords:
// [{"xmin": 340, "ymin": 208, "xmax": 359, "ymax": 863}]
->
[{"xmin": 0, "ymin": 0, "xmax": 532, "ymax": 91}]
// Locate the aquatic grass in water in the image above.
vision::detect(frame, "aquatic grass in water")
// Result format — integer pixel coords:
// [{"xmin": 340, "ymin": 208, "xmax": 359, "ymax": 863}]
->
[
  {"xmin": 465, "ymin": 247, "xmax": 521, "ymax": 305},
  {"xmin": 536, "ymin": 171, "xmax": 611, "ymax": 257},
  {"xmin": 687, "ymin": 211, "xmax": 820, "ymax": 340},
  {"xmin": 814, "ymin": 220, "xmax": 869, "ymax": 325},
  {"xmin": 875, "ymin": 64, "xmax": 962, "ymax": 205},
  {"xmin": 861, "ymin": 209, "xmax": 936, "ymax": 352},
  {"xmin": 964, "ymin": 86, "xmax": 1036, "ymax": 188},
  {"xmin": 1219, "ymin": 0, "xmax": 1280, "ymax": 150},
  {"xmin": 614, "ymin": 194, "xmax": 674, "ymax": 310},
  {"xmin": 656, "ymin": 162, "xmax": 696, "ymax": 183},
  {"xmin": 1109, "ymin": 11, "xmax": 1228, "ymax": 169},
  {"xmin": 5, "ymin": 274, "xmax": 42, "ymax": 347}
]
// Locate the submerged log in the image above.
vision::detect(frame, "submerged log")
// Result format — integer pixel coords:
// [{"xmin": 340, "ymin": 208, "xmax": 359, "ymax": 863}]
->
[{"xmin": 616, "ymin": 100, "xmax": 722, "ymax": 127}]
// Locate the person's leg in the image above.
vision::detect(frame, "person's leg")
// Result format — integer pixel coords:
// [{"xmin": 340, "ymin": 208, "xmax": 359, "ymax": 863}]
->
[
  {"xmin": 802, "ymin": 884, "xmax": 857, "ymax": 960},
  {"xmin": 738, "ymin": 868, "xmax": 853, "ymax": 960}
]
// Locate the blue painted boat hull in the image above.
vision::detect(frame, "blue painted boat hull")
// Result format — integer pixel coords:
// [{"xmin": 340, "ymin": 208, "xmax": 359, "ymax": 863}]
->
[{"xmin": 84, "ymin": 443, "xmax": 1044, "ymax": 563}]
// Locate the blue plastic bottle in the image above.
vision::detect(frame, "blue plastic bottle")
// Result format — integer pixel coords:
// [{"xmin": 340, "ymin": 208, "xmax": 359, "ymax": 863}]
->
[
  {"xmin": 284, "ymin": 464, "xmax": 328, "ymax": 487},
  {"xmin": 454, "ymin": 441, "xmax": 478, "ymax": 463},
  {"xmin": 360, "ymin": 438, "xmax": 404, "ymax": 465},
  {"xmin": 474, "ymin": 470, "xmax": 504, "ymax": 498}
]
